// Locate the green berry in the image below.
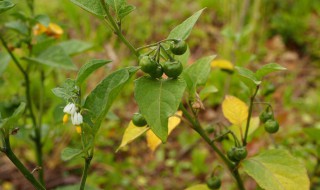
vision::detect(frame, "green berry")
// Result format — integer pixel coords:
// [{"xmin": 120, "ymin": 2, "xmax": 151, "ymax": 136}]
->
[
  {"xmin": 206, "ymin": 176, "xmax": 221, "ymax": 190},
  {"xmin": 264, "ymin": 119, "xmax": 279, "ymax": 133},
  {"xmin": 139, "ymin": 56, "xmax": 158, "ymax": 74},
  {"xmin": 170, "ymin": 40, "xmax": 188, "ymax": 55},
  {"xmin": 259, "ymin": 111, "xmax": 273, "ymax": 123},
  {"xmin": 163, "ymin": 60, "xmax": 183, "ymax": 78},
  {"xmin": 132, "ymin": 113, "xmax": 147, "ymax": 127}
]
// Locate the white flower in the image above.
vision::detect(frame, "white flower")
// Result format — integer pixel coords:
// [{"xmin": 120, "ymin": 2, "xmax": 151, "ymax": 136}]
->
[
  {"xmin": 63, "ymin": 103, "xmax": 77, "ymax": 115},
  {"xmin": 71, "ymin": 112, "xmax": 83, "ymax": 126}
]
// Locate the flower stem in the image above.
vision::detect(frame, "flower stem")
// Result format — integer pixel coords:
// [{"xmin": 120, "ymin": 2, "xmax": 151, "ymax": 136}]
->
[{"xmin": 243, "ymin": 85, "xmax": 259, "ymax": 146}]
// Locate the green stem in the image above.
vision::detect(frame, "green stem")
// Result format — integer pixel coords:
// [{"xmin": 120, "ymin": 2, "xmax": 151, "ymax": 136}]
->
[
  {"xmin": 1, "ymin": 33, "xmax": 44, "ymax": 185},
  {"xmin": 79, "ymin": 156, "xmax": 93, "ymax": 190},
  {"xmin": 1, "ymin": 134, "xmax": 46, "ymax": 190},
  {"xmin": 100, "ymin": 0, "xmax": 139, "ymax": 57},
  {"xmin": 179, "ymin": 104, "xmax": 246, "ymax": 190},
  {"xmin": 136, "ymin": 39, "xmax": 178, "ymax": 51},
  {"xmin": 243, "ymin": 85, "xmax": 260, "ymax": 146}
]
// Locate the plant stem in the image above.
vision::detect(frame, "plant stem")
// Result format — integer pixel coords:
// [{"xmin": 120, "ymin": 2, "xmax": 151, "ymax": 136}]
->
[
  {"xmin": 1, "ymin": 134, "xmax": 46, "ymax": 190},
  {"xmin": 0, "ymin": 33, "xmax": 44, "ymax": 185},
  {"xmin": 79, "ymin": 155, "xmax": 93, "ymax": 190},
  {"xmin": 243, "ymin": 85, "xmax": 260, "ymax": 146},
  {"xmin": 100, "ymin": 0, "xmax": 139, "ymax": 57},
  {"xmin": 179, "ymin": 104, "xmax": 246, "ymax": 190}
]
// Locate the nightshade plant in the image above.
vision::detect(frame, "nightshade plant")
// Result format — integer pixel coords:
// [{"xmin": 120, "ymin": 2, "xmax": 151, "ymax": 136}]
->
[{"xmin": 0, "ymin": 0, "xmax": 311, "ymax": 190}]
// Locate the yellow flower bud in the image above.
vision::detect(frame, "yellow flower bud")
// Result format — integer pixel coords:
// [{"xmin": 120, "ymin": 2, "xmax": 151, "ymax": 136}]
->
[
  {"xmin": 63, "ymin": 114, "xmax": 69, "ymax": 124},
  {"xmin": 76, "ymin": 125, "xmax": 82, "ymax": 134}
]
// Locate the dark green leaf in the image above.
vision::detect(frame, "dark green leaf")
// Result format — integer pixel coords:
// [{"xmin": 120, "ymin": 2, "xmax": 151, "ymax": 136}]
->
[
  {"xmin": 0, "ymin": 52, "xmax": 11, "ymax": 76},
  {"xmin": 118, "ymin": 4, "xmax": 135, "ymax": 19},
  {"xmin": 83, "ymin": 67, "xmax": 138, "ymax": 133},
  {"xmin": 24, "ymin": 45, "xmax": 76, "ymax": 70},
  {"xmin": 5, "ymin": 21, "xmax": 28, "ymax": 36},
  {"xmin": 0, "ymin": 0, "xmax": 15, "ymax": 14},
  {"xmin": 70, "ymin": 0, "xmax": 104, "ymax": 16},
  {"xmin": 182, "ymin": 55, "xmax": 216, "ymax": 96},
  {"xmin": 134, "ymin": 77, "xmax": 186, "ymax": 142},
  {"xmin": 167, "ymin": 8, "xmax": 205, "ymax": 40},
  {"xmin": 76, "ymin": 59, "xmax": 112, "ymax": 85},
  {"xmin": 255, "ymin": 63, "xmax": 286, "ymax": 80},
  {"xmin": 61, "ymin": 147, "xmax": 83, "ymax": 161},
  {"xmin": 34, "ymin": 14, "xmax": 50, "ymax": 27},
  {"xmin": 58, "ymin": 40, "xmax": 93, "ymax": 56}
]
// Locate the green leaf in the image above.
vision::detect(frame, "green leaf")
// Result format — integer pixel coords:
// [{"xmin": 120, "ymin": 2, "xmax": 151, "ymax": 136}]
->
[
  {"xmin": 242, "ymin": 149, "xmax": 310, "ymax": 190},
  {"xmin": 24, "ymin": 45, "xmax": 76, "ymax": 70},
  {"xmin": 5, "ymin": 21, "xmax": 29, "ymax": 36},
  {"xmin": 235, "ymin": 66, "xmax": 261, "ymax": 94},
  {"xmin": 83, "ymin": 67, "xmax": 138, "ymax": 133},
  {"xmin": 106, "ymin": 0, "xmax": 125, "ymax": 17},
  {"xmin": 199, "ymin": 85, "xmax": 218, "ymax": 100},
  {"xmin": 118, "ymin": 4, "xmax": 135, "ymax": 19},
  {"xmin": 58, "ymin": 40, "xmax": 93, "ymax": 56},
  {"xmin": 235, "ymin": 66, "xmax": 261, "ymax": 85},
  {"xmin": 0, "ymin": 0, "xmax": 15, "ymax": 14},
  {"xmin": 182, "ymin": 55, "xmax": 216, "ymax": 96},
  {"xmin": 0, "ymin": 102, "xmax": 26, "ymax": 131},
  {"xmin": 255, "ymin": 63, "xmax": 286, "ymax": 80},
  {"xmin": 0, "ymin": 52, "xmax": 11, "ymax": 76},
  {"xmin": 32, "ymin": 38, "xmax": 55, "ymax": 56},
  {"xmin": 61, "ymin": 147, "xmax": 83, "ymax": 161},
  {"xmin": 76, "ymin": 59, "xmax": 112, "ymax": 85},
  {"xmin": 52, "ymin": 79, "xmax": 78, "ymax": 101},
  {"xmin": 185, "ymin": 184, "xmax": 210, "ymax": 190},
  {"xmin": 167, "ymin": 8, "xmax": 205, "ymax": 40},
  {"xmin": 134, "ymin": 77, "xmax": 186, "ymax": 142},
  {"xmin": 70, "ymin": 0, "xmax": 104, "ymax": 16},
  {"xmin": 34, "ymin": 14, "xmax": 50, "ymax": 27}
]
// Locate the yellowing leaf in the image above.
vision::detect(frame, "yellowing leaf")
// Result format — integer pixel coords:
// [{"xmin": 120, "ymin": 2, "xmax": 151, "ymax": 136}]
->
[
  {"xmin": 185, "ymin": 184, "xmax": 210, "ymax": 190},
  {"xmin": 116, "ymin": 121, "xmax": 149, "ymax": 152},
  {"xmin": 222, "ymin": 95, "xmax": 248, "ymax": 126},
  {"xmin": 146, "ymin": 111, "xmax": 182, "ymax": 152},
  {"xmin": 229, "ymin": 116, "xmax": 260, "ymax": 141},
  {"xmin": 242, "ymin": 149, "xmax": 310, "ymax": 190},
  {"xmin": 211, "ymin": 59, "xmax": 234, "ymax": 71}
]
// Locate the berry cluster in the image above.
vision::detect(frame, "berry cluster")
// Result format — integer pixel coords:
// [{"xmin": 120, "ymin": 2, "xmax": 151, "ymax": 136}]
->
[
  {"xmin": 259, "ymin": 108, "xmax": 279, "ymax": 134},
  {"xmin": 138, "ymin": 39, "xmax": 188, "ymax": 79}
]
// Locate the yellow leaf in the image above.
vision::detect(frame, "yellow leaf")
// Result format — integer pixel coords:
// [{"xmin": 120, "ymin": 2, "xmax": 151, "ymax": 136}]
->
[
  {"xmin": 116, "ymin": 121, "xmax": 149, "ymax": 152},
  {"xmin": 222, "ymin": 95, "xmax": 248, "ymax": 126},
  {"xmin": 229, "ymin": 116, "xmax": 260, "ymax": 141},
  {"xmin": 146, "ymin": 111, "xmax": 182, "ymax": 152},
  {"xmin": 185, "ymin": 184, "xmax": 210, "ymax": 190},
  {"xmin": 211, "ymin": 59, "xmax": 234, "ymax": 71}
]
